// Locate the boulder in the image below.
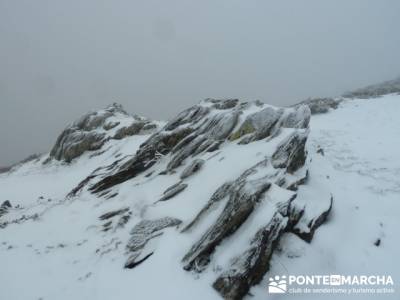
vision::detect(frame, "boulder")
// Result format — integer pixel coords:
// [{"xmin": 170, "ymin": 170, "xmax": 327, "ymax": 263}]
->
[
  {"xmin": 76, "ymin": 99, "xmax": 311, "ymax": 195},
  {"xmin": 213, "ymin": 213, "xmax": 288, "ymax": 300},
  {"xmin": 49, "ymin": 103, "xmax": 158, "ymax": 162},
  {"xmin": 124, "ymin": 217, "xmax": 182, "ymax": 268},
  {"xmin": 180, "ymin": 159, "xmax": 205, "ymax": 179},
  {"xmin": 0, "ymin": 200, "xmax": 12, "ymax": 218},
  {"xmin": 158, "ymin": 182, "xmax": 188, "ymax": 202}
]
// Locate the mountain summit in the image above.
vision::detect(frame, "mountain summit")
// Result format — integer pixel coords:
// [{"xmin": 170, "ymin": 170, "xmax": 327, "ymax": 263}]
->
[{"xmin": 0, "ymin": 88, "xmax": 399, "ymax": 299}]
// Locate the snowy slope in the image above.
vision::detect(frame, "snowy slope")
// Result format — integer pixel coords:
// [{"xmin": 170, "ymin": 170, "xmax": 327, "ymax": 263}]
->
[
  {"xmin": 250, "ymin": 93, "xmax": 400, "ymax": 299},
  {"xmin": 1, "ymin": 95, "xmax": 399, "ymax": 300}
]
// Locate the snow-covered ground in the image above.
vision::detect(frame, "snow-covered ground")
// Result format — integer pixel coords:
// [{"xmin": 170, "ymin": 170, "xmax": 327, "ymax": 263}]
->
[
  {"xmin": 252, "ymin": 94, "xmax": 400, "ymax": 299},
  {"xmin": 0, "ymin": 95, "xmax": 399, "ymax": 299}
]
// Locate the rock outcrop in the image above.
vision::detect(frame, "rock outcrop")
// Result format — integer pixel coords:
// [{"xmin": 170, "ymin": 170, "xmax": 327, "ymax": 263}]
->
[
  {"xmin": 0, "ymin": 200, "xmax": 11, "ymax": 218},
  {"xmin": 124, "ymin": 217, "xmax": 182, "ymax": 268},
  {"xmin": 49, "ymin": 103, "xmax": 158, "ymax": 162},
  {"xmin": 180, "ymin": 159, "xmax": 205, "ymax": 179},
  {"xmin": 213, "ymin": 213, "xmax": 287, "ymax": 300},
  {"xmin": 181, "ymin": 131, "xmax": 308, "ymax": 273},
  {"xmin": 71, "ymin": 99, "xmax": 311, "ymax": 195},
  {"xmin": 294, "ymin": 97, "xmax": 341, "ymax": 114},
  {"xmin": 64, "ymin": 98, "xmax": 332, "ymax": 299},
  {"xmin": 158, "ymin": 182, "xmax": 188, "ymax": 202}
]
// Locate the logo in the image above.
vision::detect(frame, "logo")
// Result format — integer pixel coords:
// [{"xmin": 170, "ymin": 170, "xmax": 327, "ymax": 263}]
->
[
  {"xmin": 267, "ymin": 274, "xmax": 394, "ymax": 295},
  {"xmin": 268, "ymin": 275, "xmax": 287, "ymax": 293}
]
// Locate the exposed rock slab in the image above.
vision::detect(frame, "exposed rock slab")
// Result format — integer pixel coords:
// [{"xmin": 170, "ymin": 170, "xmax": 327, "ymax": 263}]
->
[
  {"xmin": 180, "ymin": 159, "xmax": 205, "ymax": 179},
  {"xmin": 124, "ymin": 217, "xmax": 182, "ymax": 268},
  {"xmin": 158, "ymin": 182, "xmax": 188, "ymax": 202},
  {"xmin": 49, "ymin": 103, "xmax": 158, "ymax": 162},
  {"xmin": 71, "ymin": 100, "xmax": 311, "ymax": 195},
  {"xmin": 213, "ymin": 213, "xmax": 288, "ymax": 300}
]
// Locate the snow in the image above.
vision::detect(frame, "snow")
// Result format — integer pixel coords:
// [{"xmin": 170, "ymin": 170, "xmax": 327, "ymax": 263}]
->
[
  {"xmin": 250, "ymin": 94, "xmax": 400, "ymax": 299},
  {"xmin": 1, "ymin": 95, "xmax": 400, "ymax": 299}
]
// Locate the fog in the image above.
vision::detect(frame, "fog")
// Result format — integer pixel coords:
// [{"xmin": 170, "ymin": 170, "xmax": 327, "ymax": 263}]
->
[{"xmin": 1, "ymin": 0, "xmax": 400, "ymax": 166}]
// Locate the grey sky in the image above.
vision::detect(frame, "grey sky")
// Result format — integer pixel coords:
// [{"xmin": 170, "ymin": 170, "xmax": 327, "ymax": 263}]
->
[{"xmin": 1, "ymin": 0, "xmax": 400, "ymax": 166}]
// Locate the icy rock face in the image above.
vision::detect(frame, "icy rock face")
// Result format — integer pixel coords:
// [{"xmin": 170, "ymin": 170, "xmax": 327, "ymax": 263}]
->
[
  {"xmin": 180, "ymin": 129, "xmax": 331, "ymax": 299},
  {"xmin": 49, "ymin": 103, "xmax": 158, "ymax": 162},
  {"xmin": 181, "ymin": 132, "xmax": 308, "ymax": 273},
  {"xmin": 124, "ymin": 217, "xmax": 182, "ymax": 268},
  {"xmin": 180, "ymin": 159, "xmax": 205, "ymax": 179},
  {"xmin": 271, "ymin": 130, "xmax": 308, "ymax": 173},
  {"xmin": 213, "ymin": 213, "xmax": 287, "ymax": 300},
  {"xmin": 158, "ymin": 182, "xmax": 188, "ymax": 202},
  {"xmin": 73, "ymin": 99, "xmax": 311, "ymax": 194},
  {"xmin": 0, "ymin": 200, "xmax": 12, "ymax": 218},
  {"xmin": 289, "ymin": 195, "xmax": 333, "ymax": 242},
  {"xmin": 65, "ymin": 98, "xmax": 332, "ymax": 299}
]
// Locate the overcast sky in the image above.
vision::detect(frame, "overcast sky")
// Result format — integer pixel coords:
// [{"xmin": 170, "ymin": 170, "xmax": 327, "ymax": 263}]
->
[{"xmin": 1, "ymin": 0, "xmax": 400, "ymax": 166}]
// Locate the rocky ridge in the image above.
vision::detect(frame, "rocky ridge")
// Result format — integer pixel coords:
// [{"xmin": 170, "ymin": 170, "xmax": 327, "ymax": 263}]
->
[
  {"xmin": 48, "ymin": 103, "xmax": 159, "ymax": 163},
  {"xmin": 63, "ymin": 98, "xmax": 332, "ymax": 299},
  {"xmin": 0, "ymin": 98, "xmax": 334, "ymax": 300}
]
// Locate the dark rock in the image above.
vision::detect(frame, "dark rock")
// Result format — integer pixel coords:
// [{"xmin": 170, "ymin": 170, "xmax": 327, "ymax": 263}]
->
[
  {"xmin": 289, "ymin": 195, "xmax": 333, "ymax": 243},
  {"xmin": 124, "ymin": 217, "xmax": 181, "ymax": 269},
  {"xmin": 2, "ymin": 200, "xmax": 11, "ymax": 208},
  {"xmin": 113, "ymin": 121, "xmax": 146, "ymax": 140},
  {"xmin": 374, "ymin": 239, "xmax": 381, "ymax": 247},
  {"xmin": 69, "ymin": 99, "xmax": 311, "ymax": 200},
  {"xmin": 158, "ymin": 182, "xmax": 188, "ymax": 202},
  {"xmin": 89, "ymin": 127, "xmax": 193, "ymax": 193},
  {"xmin": 180, "ymin": 159, "xmax": 205, "ymax": 179},
  {"xmin": 0, "ymin": 200, "xmax": 12, "ymax": 218},
  {"xmin": 271, "ymin": 131, "xmax": 308, "ymax": 173},
  {"xmin": 211, "ymin": 98, "xmax": 239, "ymax": 110},
  {"xmin": 99, "ymin": 208, "xmax": 130, "ymax": 220},
  {"xmin": 213, "ymin": 213, "xmax": 287, "ymax": 300},
  {"xmin": 49, "ymin": 103, "xmax": 158, "ymax": 162},
  {"xmin": 182, "ymin": 176, "xmax": 272, "ymax": 272}
]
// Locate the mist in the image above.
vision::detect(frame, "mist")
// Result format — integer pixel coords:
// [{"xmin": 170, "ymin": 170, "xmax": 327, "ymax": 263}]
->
[{"xmin": 1, "ymin": 0, "xmax": 400, "ymax": 166}]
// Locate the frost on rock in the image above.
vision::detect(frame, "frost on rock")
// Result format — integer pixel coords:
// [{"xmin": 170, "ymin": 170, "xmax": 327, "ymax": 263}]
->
[
  {"xmin": 271, "ymin": 130, "xmax": 308, "ymax": 173},
  {"xmin": 180, "ymin": 159, "xmax": 205, "ymax": 179},
  {"xmin": 49, "ymin": 103, "xmax": 158, "ymax": 162},
  {"xmin": 213, "ymin": 213, "xmax": 288, "ymax": 300},
  {"xmin": 124, "ymin": 217, "xmax": 182, "ymax": 269},
  {"xmin": 158, "ymin": 182, "xmax": 188, "ymax": 202},
  {"xmin": 72, "ymin": 100, "xmax": 311, "ymax": 195},
  {"xmin": 0, "ymin": 200, "xmax": 12, "ymax": 218},
  {"xmin": 179, "ymin": 117, "xmax": 331, "ymax": 299},
  {"xmin": 181, "ymin": 153, "xmax": 298, "ymax": 273},
  {"xmin": 182, "ymin": 177, "xmax": 272, "ymax": 272},
  {"xmin": 229, "ymin": 107, "xmax": 282, "ymax": 143},
  {"xmin": 289, "ymin": 195, "xmax": 333, "ymax": 242},
  {"xmin": 99, "ymin": 207, "xmax": 130, "ymax": 221}
]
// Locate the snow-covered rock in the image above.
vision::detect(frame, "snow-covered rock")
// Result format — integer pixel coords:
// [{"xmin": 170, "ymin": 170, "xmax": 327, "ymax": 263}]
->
[
  {"xmin": 1, "ymin": 91, "xmax": 399, "ymax": 300},
  {"xmin": 49, "ymin": 103, "xmax": 159, "ymax": 162},
  {"xmin": 294, "ymin": 97, "xmax": 341, "ymax": 114}
]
